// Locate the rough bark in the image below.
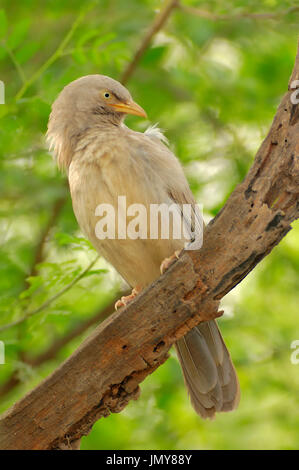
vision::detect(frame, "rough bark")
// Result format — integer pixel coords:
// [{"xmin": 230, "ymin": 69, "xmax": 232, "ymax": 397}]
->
[{"xmin": 0, "ymin": 43, "xmax": 298, "ymax": 451}]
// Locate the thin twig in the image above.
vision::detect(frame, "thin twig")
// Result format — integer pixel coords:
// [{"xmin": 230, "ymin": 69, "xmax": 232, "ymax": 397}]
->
[
  {"xmin": 120, "ymin": 0, "xmax": 179, "ymax": 85},
  {"xmin": 3, "ymin": 43, "xmax": 26, "ymax": 84},
  {"xmin": 0, "ymin": 255, "xmax": 100, "ymax": 332},
  {"xmin": 178, "ymin": 3, "xmax": 299, "ymax": 21}
]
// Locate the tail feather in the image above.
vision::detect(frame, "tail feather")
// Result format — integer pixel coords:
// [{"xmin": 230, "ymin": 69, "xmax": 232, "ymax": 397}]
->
[{"xmin": 175, "ymin": 320, "xmax": 240, "ymax": 419}]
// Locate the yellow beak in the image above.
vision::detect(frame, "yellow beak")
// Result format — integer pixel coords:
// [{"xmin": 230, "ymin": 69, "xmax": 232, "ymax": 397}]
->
[{"xmin": 108, "ymin": 100, "xmax": 147, "ymax": 118}]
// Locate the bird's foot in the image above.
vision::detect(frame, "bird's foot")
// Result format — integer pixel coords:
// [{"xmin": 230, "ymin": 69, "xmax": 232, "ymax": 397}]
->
[
  {"xmin": 160, "ymin": 249, "xmax": 183, "ymax": 274},
  {"xmin": 115, "ymin": 286, "xmax": 142, "ymax": 310}
]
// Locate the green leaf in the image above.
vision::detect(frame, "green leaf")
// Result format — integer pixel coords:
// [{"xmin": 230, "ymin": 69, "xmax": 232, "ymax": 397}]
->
[{"xmin": 55, "ymin": 232, "xmax": 94, "ymax": 250}]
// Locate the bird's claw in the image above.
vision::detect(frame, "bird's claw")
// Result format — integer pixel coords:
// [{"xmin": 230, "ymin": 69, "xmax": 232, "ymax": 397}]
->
[
  {"xmin": 160, "ymin": 249, "xmax": 183, "ymax": 275},
  {"xmin": 115, "ymin": 286, "xmax": 141, "ymax": 310}
]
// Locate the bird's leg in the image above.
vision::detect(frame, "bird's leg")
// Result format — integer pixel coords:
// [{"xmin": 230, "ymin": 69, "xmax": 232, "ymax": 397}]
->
[
  {"xmin": 115, "ymin": 285, "xmax": 142, "ymax": 310},
  {"xmin": 160, "ymin": 249, "xmax": 183, "ymax": 275}
]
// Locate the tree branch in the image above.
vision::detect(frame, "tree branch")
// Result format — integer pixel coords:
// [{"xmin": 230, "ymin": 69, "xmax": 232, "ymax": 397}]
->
[
  {"xmin": 120, "ymin": 0, "xmax": 179, "ymax": 85},
  {"xmin": 0, "ymin": 38, "xmax": 298, "ymax": 449}
]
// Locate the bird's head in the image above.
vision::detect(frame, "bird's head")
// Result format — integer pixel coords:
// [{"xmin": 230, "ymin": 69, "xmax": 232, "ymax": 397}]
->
[{"xmin": 47, "ymin": 74, "xmax": 147, "ymax": 170}]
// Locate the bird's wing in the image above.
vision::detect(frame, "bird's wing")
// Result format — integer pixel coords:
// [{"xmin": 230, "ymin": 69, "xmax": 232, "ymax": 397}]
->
[{"xmin": 130, "ymin": 128, "xmax": 204, "ymax": 249}]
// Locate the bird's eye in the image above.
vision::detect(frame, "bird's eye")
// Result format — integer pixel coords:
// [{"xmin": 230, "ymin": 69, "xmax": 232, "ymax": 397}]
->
[{"xmin": 104, "ymin": 92, "xmax": 110, "ymax": 99}]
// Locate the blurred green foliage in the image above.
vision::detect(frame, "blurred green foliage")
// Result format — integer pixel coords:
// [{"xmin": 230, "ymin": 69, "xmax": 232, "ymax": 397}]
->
[{"xmin": 0, "ymin": 0, "xmax": 298, "ymax": 450}]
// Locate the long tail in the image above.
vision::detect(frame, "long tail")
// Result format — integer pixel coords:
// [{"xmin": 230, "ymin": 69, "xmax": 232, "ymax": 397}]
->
[{"xmin": 175, "ymin": 320, "xmax": 240, "ymax": 419}]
